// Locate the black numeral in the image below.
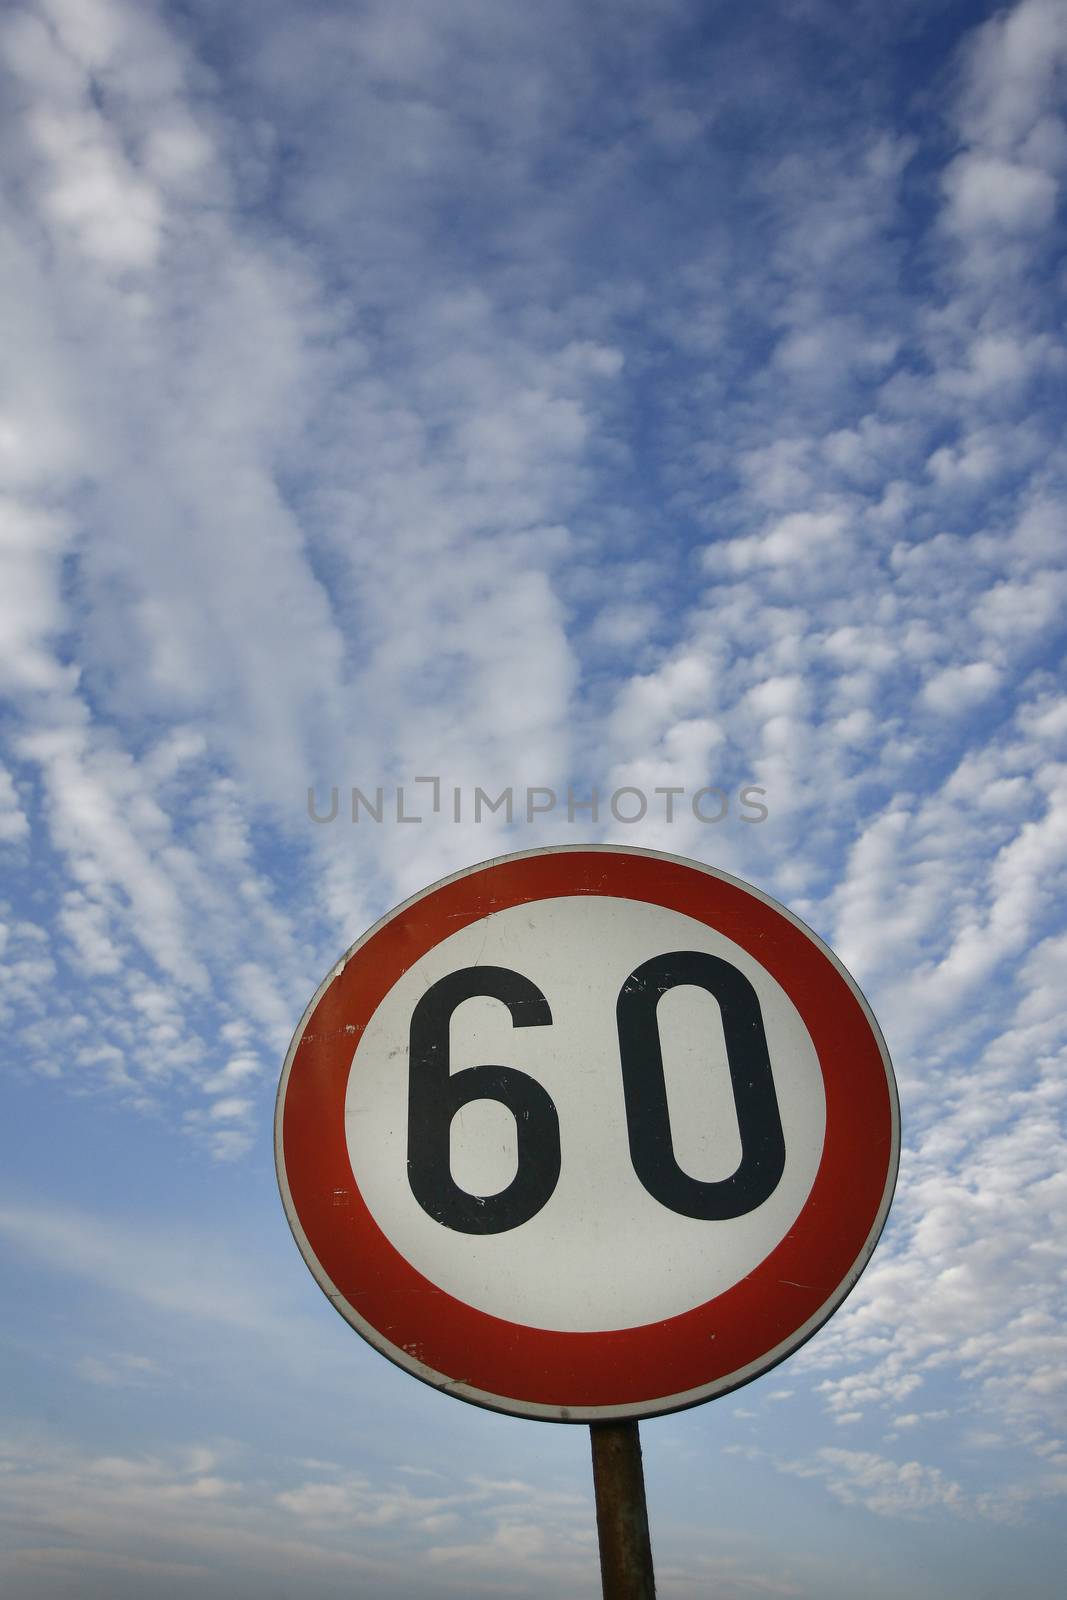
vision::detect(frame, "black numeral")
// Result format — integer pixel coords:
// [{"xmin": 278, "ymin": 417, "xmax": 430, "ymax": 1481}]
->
[
  {"xmin": 407, "ymin": 966, "xmax": 561, "ymax": 1234},
  {"xmin": 617, "ymin": 951, "xmax": 785, "ymax": 1218}
]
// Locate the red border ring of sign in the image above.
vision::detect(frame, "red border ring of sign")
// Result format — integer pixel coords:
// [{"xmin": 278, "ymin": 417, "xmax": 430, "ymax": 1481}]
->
[{"xmin": 275, "ymin": 845, "xmax": 899, "ymax": 1422}]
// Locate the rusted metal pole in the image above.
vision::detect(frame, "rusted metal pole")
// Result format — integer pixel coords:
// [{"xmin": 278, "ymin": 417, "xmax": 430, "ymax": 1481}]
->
[{"xmin": 589, "ymin": 1420, "xmax": 656, "ymax": 1599}]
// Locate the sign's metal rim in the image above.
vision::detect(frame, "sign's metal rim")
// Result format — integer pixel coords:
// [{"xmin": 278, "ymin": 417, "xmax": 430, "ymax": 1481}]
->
[{"xmin": 275, "ymin": 844, "xmax": 900, "ymax": 1423}]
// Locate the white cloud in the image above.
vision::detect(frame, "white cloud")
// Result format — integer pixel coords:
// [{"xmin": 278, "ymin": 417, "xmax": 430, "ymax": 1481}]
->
[
  {"xmin": 0, "ymin": 1201, "xmax": 300, "ymax": 1334},
  {"xmin": 0, "ymin": 765, "xmax": 29, "ymax": 842},
  {"xmin": 721, "ymin": 509, "xmax": 849, "ymax": 573},
  {"xmin": 0, "ymin": 500, "xmax": 73, "ymax": 694},
  {"xmin": 30, "ymin": 101, "xmax": 165, "ymax": 268},
  {"xmin": 920, "ymin": 661, "xmax": 1001, "ymax": 715},
  {"xmin": 942, "ymin": 154, "xmax": 1058, "ymax": 236},
  {"xmin": 777, "ymin": 1448, "xmax": 972, "ymax": 1520},
  {"xmin": 955, "ymin": 0, "xmax": 1067, "ymax": 156},
  {"xmin": 0, "ymin": 1434, "xmax": 404, "ymax": 1597},
  {"xmin": 75, "ymin": 1352, "xmax": 166, "ymax": 1388},
  {"xmin": 0, "ymin": 915, "xmax": 55, "ymax": 1027}
]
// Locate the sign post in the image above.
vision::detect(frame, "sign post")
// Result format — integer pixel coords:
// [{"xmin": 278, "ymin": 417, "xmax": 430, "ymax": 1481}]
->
[
  {"xmin": 591, "ymin": 1420, "xmax": 656, "ymax": 1599},
  {"xmin": 276, "ymin": 846, "xmax": 898, "ymax": 1592}
]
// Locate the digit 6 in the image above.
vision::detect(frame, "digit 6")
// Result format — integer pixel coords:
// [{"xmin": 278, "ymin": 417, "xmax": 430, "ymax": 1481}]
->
[{"xmin": 407, "ymin": 966, "xmax": 561, "ymax": 1234}]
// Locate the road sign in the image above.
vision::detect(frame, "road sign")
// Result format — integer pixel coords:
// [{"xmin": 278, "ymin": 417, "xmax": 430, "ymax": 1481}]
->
[{"xmin": 276, "ymin": 845, "xmax": 898, "ymax": 1422}]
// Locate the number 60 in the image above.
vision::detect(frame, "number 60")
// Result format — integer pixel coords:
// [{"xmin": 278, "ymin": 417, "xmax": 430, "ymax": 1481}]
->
[{"xmin": 406, "ymin": 952, "xmax": 786, "ymax": 1235}]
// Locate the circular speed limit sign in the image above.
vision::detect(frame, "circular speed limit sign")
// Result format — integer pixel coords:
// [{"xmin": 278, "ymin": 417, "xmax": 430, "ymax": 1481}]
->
[{"xmin": 276, "ymin": 846, "xmax": 898, "ymax": 1422}]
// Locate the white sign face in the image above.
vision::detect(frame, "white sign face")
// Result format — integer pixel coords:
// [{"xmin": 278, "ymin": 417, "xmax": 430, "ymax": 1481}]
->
[
  {"xmin": 347, "ymin": 895, "xmax": 826, "ymax": 1332},
  {"xmin": 277, "ymin": 846, "xmax": 898, "ymax": 1422}
]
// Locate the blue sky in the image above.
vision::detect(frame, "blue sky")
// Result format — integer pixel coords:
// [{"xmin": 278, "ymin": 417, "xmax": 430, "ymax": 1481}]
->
[{"xmin": 1, "ymin": 0, "xmax": 1066, "ymax": 1593}]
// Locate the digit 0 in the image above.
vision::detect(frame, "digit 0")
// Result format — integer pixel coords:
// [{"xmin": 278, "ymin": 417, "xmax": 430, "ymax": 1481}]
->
[{"xmin": 616, "ymin": 951, "xmax": 785, "ymax": 1219}]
